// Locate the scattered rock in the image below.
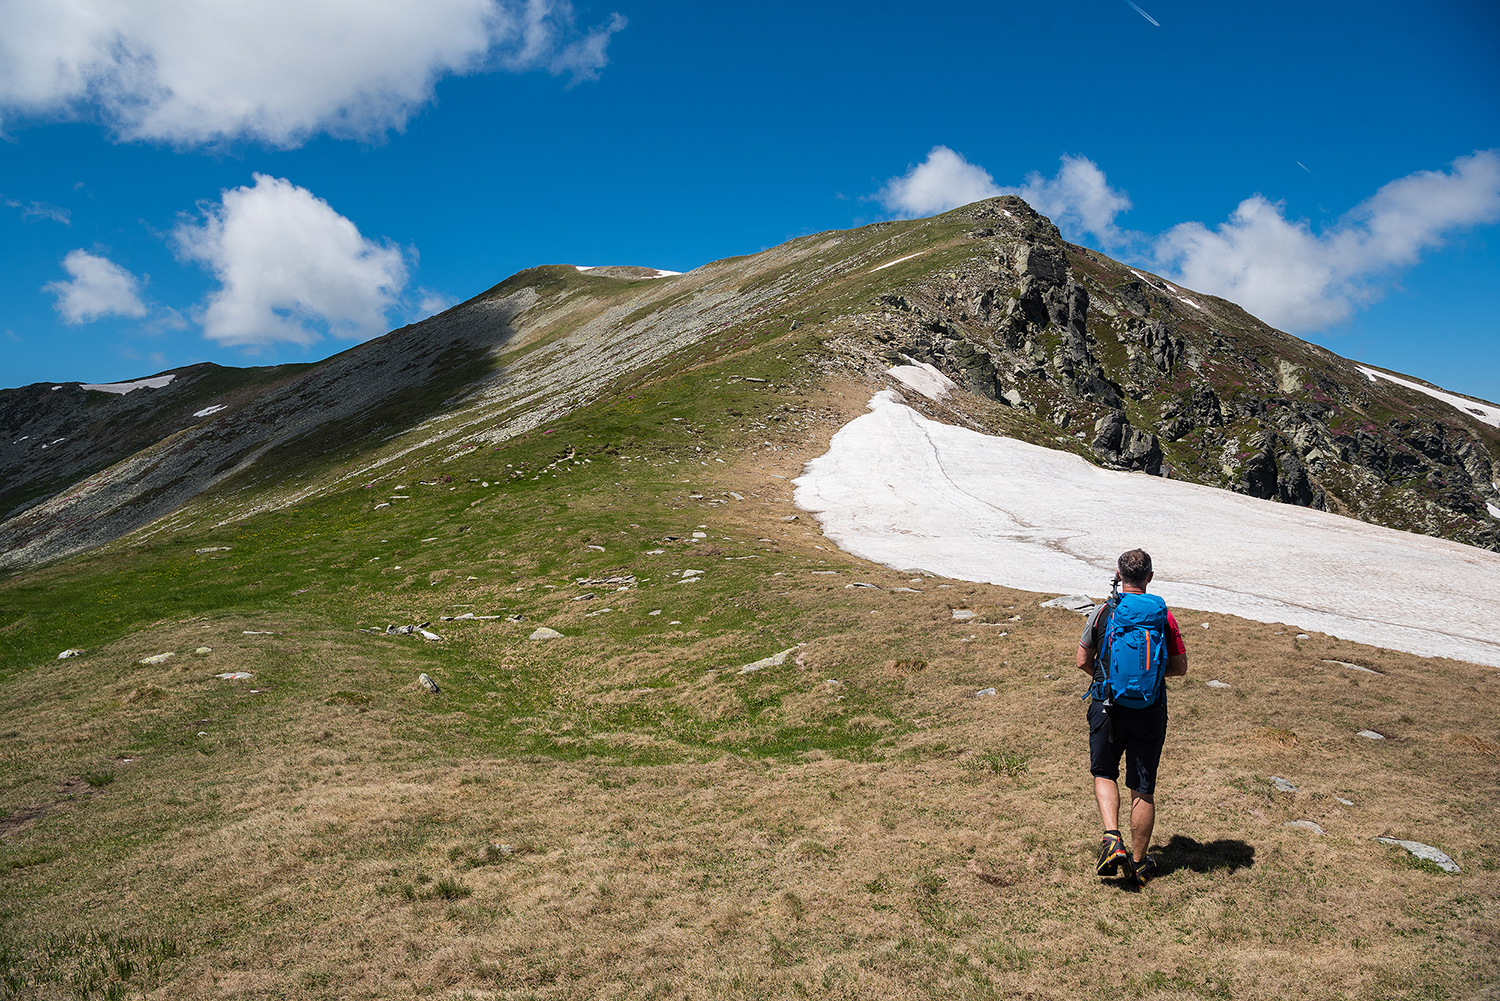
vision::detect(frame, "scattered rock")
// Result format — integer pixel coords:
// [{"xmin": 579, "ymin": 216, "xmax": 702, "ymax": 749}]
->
[
  {"xmin": 1324, "ymin": 659, "xmax": 1383, "ymax": 675},
  {"xmin": 586, "ymin": 544, "xmax": 605, "ymax": 552},
  {"xmin": 976, "ymin": 688, "xmax": 997, "ymax": 697},
  {"xmin": 737, "ymin": 644, "xmax": 804, "ymax": 674},
  {"xmin": 419, "ymin": 673, "xmax": 440, "ymax": 694},
  {"xmin": 1039, "ymin": 594, "xmax": 1096, "ymax": 613},
  {"xmin": 951, "ymin": 609, "xmax": 978, "ymax": 621},
  {"xmin": 1336, "ymin": 797, "xmax": 1354, "ymax": 806},
  {"xmin": 692, "ymin": 531, "xmax": 708, "ymax": 539},
  {"xmin": 1296, "ymin": 633, "xmax": 1310, "ymax": 640},
  {"xmin": 1356, "ymin": 730, "xmax": 1386, "ymax": 740},
  {"xmin": 1270, "ymin": 776, "xmax": 1297, "ymax": 793},
  {"xmin": 779, "ymin": 515, "xmax": 799, "ymax": 522},
  {"xmin": 505, "ymin": 614, "xmax": 526, "ymax": 622},
  {"xmin": 1375, "ymin": 838, "xmax": 1461, "ymax": 873},
  {"xmin": 215, "ymin": 672, "xmax": 253, "ymax": 680},
  {"xmin": 194, "ymin": 547, "xmax": 231, "ymax": 554},
  {"xmin": 649, "ymin": 610, "xmax": 662, "ymax": 615},
  {"xmin": 572, "ymin": 592, "xmax": 597, "ymax": 601},
  {"xmin": 374, "ymin": 502, "xmax": 390, "ymax": 509},
  {"xmin": 1205, "ymin": 679, "xmax": 1231, "ymax": 689},
  {"xmin": 1201, "ymin": 622, "xmax": 1210, "ymax": 629},
  {"xmin": 846, "ymin": 582, "xmax": 879, "ymax": 589},
  {"xmin": 139, "ymin": 652, "xmax": 174, "ymax": 665},
  {"xmin": 529, "ymin": 627, "xmax": 565, "ymax": 640},
  {"xmin": 892, "ymin": 587, "xmax": 920, "ymax": 592},
  {"xmin": 194, "ymin": 647, "xmax": 212, "ymax": 655},
  {"xmin": 386, "ymin": 624, "xmax": 416, "ymax": 635},
  {"xmin": 243, "ymin": 630, "xmax": 276, "ymax": 635},
  {"xmin": 57, "ymin": 648, "xmax": 84, "ymax": 659},
  {"xmin": 419, "ymin": 629, "xmax": 442, "ymax": 641},
  {"xmin": 1284, "ymin": 820, "xmax": 1325, "ymax": 835}
]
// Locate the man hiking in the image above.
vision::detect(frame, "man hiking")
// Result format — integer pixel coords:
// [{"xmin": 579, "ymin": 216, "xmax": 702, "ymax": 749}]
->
[{"xmin": 1076, "ymin": 548, "xmax": 1188, "ymax": 886}]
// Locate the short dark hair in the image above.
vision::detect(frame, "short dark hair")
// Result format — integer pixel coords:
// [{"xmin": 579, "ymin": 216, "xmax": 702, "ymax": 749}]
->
[{"xmin": 1118, "ymin": 548, "xmax": 1153, "ymax": 585}]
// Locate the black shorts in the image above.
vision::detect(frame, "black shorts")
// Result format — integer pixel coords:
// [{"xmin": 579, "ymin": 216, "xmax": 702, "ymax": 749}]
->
[{"xmin": 1087, "ymin": 699, "xmax": 1168, "ymax": 794}]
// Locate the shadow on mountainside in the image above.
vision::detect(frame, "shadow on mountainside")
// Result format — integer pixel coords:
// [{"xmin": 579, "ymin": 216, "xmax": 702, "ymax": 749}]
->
[{"xmin": 1157, "ymin": 834, "xmax": 1256, "ymax": 876}]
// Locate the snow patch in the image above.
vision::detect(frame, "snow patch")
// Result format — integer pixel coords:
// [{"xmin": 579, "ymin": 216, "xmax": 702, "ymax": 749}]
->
[
  {"xmin": 1488, "ymin": 502, "xmax": 1500, "ymax": 520},
  {"xmin": 1358, "ymin": 366, "xmax": 1500, "ymax": 429},
  {"xmin": 193, "ymin": 404, "xmax": 228, "ymax": 418},
  {"xmin": 887, "ymin": 363, "xmax": 957, "ymax": 402},
  {"xmin": 80, "ymin": 374, "xmax": 176, "ymax": 394},
  {"xmin": 793, "ymin": 390, "xmax": 1500, "ymax": 668},
  {"xmin": 870, "ymin": 252, "xmax": 926, "ymax": 273}
]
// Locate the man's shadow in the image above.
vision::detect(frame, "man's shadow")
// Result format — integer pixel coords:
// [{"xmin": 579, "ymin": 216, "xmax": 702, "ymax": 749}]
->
[{"xmin": 1108, "ymin": 835, "xmax": 1255, "ymax": 891}]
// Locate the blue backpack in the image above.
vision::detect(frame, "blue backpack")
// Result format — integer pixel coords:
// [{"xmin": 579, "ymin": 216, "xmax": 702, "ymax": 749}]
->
[{"xmin": 1100, "ymin": 592, "xmax": 1169, "ymax": 709}]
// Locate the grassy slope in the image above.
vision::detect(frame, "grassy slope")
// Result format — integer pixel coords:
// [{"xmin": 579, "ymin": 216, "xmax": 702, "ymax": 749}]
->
[{"xmin": 2, "ymin": 233, "xmax": 1499, "ymax": 999}]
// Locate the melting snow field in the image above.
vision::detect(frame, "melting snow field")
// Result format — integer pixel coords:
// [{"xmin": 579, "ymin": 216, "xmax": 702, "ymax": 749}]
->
[
  {"xmin": 79, "ymin": 374, "xmax": 176, "ymax": 394},
  {"xmin": 1358, "ymin": 365, "xmax": 1500, "ymax": 429},
  {"xmin": 794, "ymin": 390, "xmax": 1500, "ymax": 668}
]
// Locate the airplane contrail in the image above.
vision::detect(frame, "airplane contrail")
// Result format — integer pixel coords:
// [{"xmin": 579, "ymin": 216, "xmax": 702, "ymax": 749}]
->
[
  {"xmin": 1297, "ymin": 161, "xmax": 1314, "ymax": 174},
  {"xmin": 1124, "ymin": 0, "xmax": 1161, "ymax": 26}
]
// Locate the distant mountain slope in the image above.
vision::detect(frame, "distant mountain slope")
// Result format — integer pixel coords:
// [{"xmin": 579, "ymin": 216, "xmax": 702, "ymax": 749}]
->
[{"xmin": 3, "ymin": 196, "xmax": 1497, "ymax": 569}]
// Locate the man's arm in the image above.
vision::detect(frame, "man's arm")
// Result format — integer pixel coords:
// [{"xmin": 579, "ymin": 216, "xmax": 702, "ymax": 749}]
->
[
  {"xmin": 1165, "ymin": 652, "xmax": 1188, "ymax": 677},
  {"xmin": 1076, "ymin": 643, "xmax": 1095, "ymax": 675}
]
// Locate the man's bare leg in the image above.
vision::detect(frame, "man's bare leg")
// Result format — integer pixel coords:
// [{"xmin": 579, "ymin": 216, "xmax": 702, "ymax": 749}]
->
[
  {"xmin": 1094, "ymin": 776, "xmax": 1120, "ymax": 830},
  {"xmin": 1129, "ymin": 789, "xmax": 1155, "ymax": 862}
]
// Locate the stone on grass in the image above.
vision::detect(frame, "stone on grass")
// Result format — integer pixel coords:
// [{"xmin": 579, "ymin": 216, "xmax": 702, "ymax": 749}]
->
[
  {"xmin": 692, "ymin": 532, "xmax": 708, "ymax": 539},
  {"xmin": 951, "ymin": 609, "xmax": 978, "ymax": 621},
  {"xmin": 1356, "ymin": 730, "xmax": 1386, "ymax": 740},
  {"xmin": 1201, "ymin": 622, "xmax": 1210, "ymax": 629},
  {"xmin": 738, "ymin": 644, "xmax": 803, "ymax": 674},
  {"xmin": 1336, "ymin": 797, "xmax": 1354, "ymax": 806},
  {"xmin": 976, "ymin": 688, "xmax": 997, "ymax": 697},
  {"xmin": 1270, "ymin": 776, "xmax": 1297, "ymax": 793},
  {"xmin": 419, "ymin": 673, "xmax": 441, "ymax": 694},
  {"xmin": 215, "ymin": 672, "xmax": 253, "ymax": 680},
  {"xmin": 1296, "ymin": 633, "xmax": 1310, "ymax": 640},
  {"xmin": 1376, "ymin": 838, "xmax": 1460, "ymax": 873},
  {"xmin": 419, "ymin": 629, "xmax": 442, "ymax": 641},
  {"xmin": 139, "ymin": 652, "xmax": 174, "ymax": 665},
  {"xmin": 529, "ymin": 627, "xmax": 565, "ymax": 640},
  {"xmin": 194, "ymin": 647, "xmax": 212, "ymax": 655},
  {"xmin": 1324, "ymin": 659, "xmax": 1383, "ymax": 675},
  {"xmin": 1284, "ymin": 820, "xmax": 1324, "ymax": 835},
  {"xmin": 846, "ymin": 582, "xmax": 879, "ymax": 589},
  {"xmin": 1040, "ymin": 594, "xmax": 1096, "ymax": 613},
  {"xmin": 194, "ymin": 547, "xmax": 232, "ymax": 553},
  {"xmin": 1205, "ymin": 679, "xmax": 1231, "ymax": 689},
  {"xmin": 57, "ymin": 648, "xmax": 84, "ymax": 659}
]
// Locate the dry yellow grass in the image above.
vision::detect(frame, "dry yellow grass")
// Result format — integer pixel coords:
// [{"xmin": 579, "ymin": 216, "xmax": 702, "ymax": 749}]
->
[{"xmin": 2, "ymin": 377, "xmax": 1498, "ymax": 1000}]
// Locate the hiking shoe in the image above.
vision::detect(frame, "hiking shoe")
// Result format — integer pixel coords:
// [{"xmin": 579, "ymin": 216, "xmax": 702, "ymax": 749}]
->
[
  {"xmin": 1130, "ymin": 855, "xmax": 1159, "ymax": 887},
  {"xmin": 1096, "ymin": 833, "xmax": 1128, "ymax": 877}
]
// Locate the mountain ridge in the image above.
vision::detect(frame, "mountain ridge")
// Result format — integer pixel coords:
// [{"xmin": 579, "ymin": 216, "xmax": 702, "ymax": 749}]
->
[{"xmin": 3, "ymin": 195, "xmax": 1498, "ymax": 570}]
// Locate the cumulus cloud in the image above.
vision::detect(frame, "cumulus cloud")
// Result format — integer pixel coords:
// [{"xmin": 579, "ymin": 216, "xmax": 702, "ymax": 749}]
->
[
  {"xmin": 0, "ymin": 0, "xmax": 626, "ymax": 148},
  {"xmin": 174, "ymin": 174, "xmax": 408, "ymax": 348},
  {"xmin": 43, "ymin": 249, "xmax": 148, "ymax": 323},
  {"xmin": 1001, "ymin": 155, "xmax": 1137, "ymax": 248},
  {"xmin": 876, "ymin": 146, "xmax": 1002, "ymax": 218},
  {"xmin": 1155, "ymin": 149, "xmax": 1500, "ymax": 330},
  {"xmin": 875, "ymin": 148, "xmax": 1136, "ymax": 247}
]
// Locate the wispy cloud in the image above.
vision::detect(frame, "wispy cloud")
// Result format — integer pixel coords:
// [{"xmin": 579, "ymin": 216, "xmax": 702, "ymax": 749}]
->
[
  {"xmin": 0, "ymin": 0, "xmax": 627, "ymax": 149},
  {"xmin": 5, "ymin": 197, "xmax": 71, "ymax": 224},
  {"xmin": 173, "ymin": 174, "xmax": 409, "ymax": 349},
  {"xmin": 873, "ymin": 147, "xmax": 1500, "ymax": 334},
  {"xmin": 42, "ymin": 250, "xmax": 148, "ymax": 324}
]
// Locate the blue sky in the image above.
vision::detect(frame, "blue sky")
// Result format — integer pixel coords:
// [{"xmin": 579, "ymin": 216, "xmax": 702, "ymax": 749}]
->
[{"xmin": 2, "ymin": 0, "xmax": 1498, "ymax": 401}]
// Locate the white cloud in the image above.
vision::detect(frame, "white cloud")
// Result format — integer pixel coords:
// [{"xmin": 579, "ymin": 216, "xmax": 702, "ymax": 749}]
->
[
  {"xmin": 0, "ymin": 0, "xmax": 626, "ymax": 148},
  {"xmin": 174, "ymin": 174, "xmax": 408, "ymax": 348},
  {"xmin": 1154, "ymin": 150, "xmax": 1500, "ymax": 330},
  {"xmin": 875, "ymin": 148, "xmax": 1137, "ymax": 248},
  {"xmin": 876, "ymin": 146, "xmax": 1001, "ymax": 218},
  {"xmin": 415, "ymin": 288, "xmax": 460, "ymax": 319},
  {"xmin": 1000, "ymin": 155, "xmax": 1137, "ymax": 247},
  {"xmin": 43, "ymin": 249, "xmax": 148, "ymax": 323},
  {"xmin": 5, "ymin": 198, "xmax": 71, "ymax": 224}
]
